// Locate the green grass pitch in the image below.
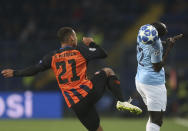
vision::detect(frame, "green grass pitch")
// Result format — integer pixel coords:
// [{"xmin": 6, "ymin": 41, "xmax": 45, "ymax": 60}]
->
[{"xmin": 0, "ymin": 117, "xmax": 187, "ymax": 131}]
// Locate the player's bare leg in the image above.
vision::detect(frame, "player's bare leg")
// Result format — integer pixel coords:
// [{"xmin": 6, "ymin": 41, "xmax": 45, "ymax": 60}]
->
[
  {"xmin": 146, "ymin": 111, "xmax": 164, "ymax": 131},
  {"xmin": 102, "ymin": 67, "xmax": 142, "ymax": 114},
  {"xmin": 96, "ymin": 125, "xmax": 103, "ymax": 131}
]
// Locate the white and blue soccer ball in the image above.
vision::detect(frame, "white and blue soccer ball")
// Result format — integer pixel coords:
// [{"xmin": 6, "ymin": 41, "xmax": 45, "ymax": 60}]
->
[{"xmin": 138, "ymin": 24, "xmax": 158, "ymax": 45}]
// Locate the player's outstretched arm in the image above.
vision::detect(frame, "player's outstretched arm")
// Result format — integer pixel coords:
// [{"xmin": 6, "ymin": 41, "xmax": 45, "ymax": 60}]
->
[
  {"xmin": 1, "ymin": 66, "xmax": 40, "ymax": 78},
  {"xmin": 152, "ymin": 34, "xmax": 183, "ymax": 72},
  {"xmin": 162, "ymin": 34, "xmax": 183, "ymax": 62},
  {"xmin": 1, "ymin": 64, "xmax": 49, "ymax": 78},
  {"xmin": 1, "ymin": 52, "xmax": 53, "ymax": 78}
]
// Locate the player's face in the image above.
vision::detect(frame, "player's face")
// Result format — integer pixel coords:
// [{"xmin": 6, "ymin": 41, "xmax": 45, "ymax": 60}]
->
[{"xmin": 71, "ymin": 30, "xmax": 77, "ymax": 47}]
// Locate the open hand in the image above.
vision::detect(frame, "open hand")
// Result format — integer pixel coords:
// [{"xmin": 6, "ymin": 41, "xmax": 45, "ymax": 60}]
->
[
  {"xmin": 167, "ymin": 34, "xmax": 183, "ymax": 47},
  {"xmin": 82, "ymin": 37, "xmax": 94, "ymax": 46},
  {"xmin": 1, "ymin": 69, "xmax": 14, "ymax": 78}
]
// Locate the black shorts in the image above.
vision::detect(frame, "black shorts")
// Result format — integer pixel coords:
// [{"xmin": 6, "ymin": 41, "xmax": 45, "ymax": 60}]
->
[{"xmin": 71, "ymin": 70, "xmax": 108, "ymax": 131}]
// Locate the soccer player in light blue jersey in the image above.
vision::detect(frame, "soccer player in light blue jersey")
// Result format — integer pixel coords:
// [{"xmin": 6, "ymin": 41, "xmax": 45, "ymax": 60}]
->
[{"xmin": 135, "ymin": 22, "xmax": 183, "ymax": 131}]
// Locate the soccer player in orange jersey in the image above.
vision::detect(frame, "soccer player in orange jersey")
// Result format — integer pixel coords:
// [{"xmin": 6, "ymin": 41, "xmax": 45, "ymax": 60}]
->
[{"xmin": 2, "ymin": 27, "xmax": 142, "ymax": 131}]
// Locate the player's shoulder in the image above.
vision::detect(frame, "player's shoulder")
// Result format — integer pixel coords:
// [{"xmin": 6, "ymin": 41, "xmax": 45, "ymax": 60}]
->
[
  {"xmin": 76, "ymin": 43, "xmax": 91, "ymax": 54},
  {"xmin": 76, "ymin": 42, "xmax": 88, "ymax": 50},
  {"xmin": 43, "ymin": 50, "xmax": 56, "ymax": 58},
  {"xmin": 52, "ymin": 46, "xmax": 79, "ymax": 56},
  {"xmin": 39, "ymin": 50, "xmax": 57, "ymax": 64},
  {"xmin": 50, "ymin": 50, "xmax": 58, "ymax": 55},
  {"xmin": 151, "ymin": 38, "xmax": 162, "ymax": 49},
  {"xmin": 148, "ymin": 39, "xmax": 163, "ymax": 56}
]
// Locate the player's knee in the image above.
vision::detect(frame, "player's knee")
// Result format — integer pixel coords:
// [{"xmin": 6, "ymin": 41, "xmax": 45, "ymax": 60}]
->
[
  {"xmin": 102, "ymin": 67, "xmax": 115, "ymax": 77},
  {"xmin": 150, "ymin": 116, "xmax": 163, "ymax": 126}
]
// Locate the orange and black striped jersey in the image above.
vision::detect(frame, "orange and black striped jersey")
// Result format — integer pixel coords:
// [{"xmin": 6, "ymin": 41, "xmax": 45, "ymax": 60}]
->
[{"xmin": 14, "ymin": 42, "xmax": 107, "ymax": 107}]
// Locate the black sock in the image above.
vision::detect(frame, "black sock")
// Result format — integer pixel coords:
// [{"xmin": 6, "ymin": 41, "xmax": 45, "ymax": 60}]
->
[{"xmin": 107, "ymin": 75, "xmax": 124, "ymax": 102}]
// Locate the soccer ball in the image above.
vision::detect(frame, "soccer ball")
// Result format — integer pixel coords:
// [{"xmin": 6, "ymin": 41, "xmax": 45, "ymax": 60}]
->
[{"xmin": 138, "ymin": 24, "xmax": 158, "ymax": 44}]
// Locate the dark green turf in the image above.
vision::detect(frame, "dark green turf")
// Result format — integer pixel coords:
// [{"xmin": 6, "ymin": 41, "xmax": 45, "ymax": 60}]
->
[{"xmin": 0, "ymin": 118, "xmax": 187, "ymax": 131}]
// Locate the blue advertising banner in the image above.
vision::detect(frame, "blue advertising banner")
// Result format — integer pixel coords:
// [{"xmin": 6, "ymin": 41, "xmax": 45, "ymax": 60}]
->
[{"xmin": 0, "ymin": 91, "xmax": 63, "ymax": 119}]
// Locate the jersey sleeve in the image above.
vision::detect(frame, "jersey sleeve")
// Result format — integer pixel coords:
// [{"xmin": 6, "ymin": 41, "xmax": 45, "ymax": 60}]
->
[
  {"xmin": 77, "ymin": 42, "xmax": 107, "ymax": 61},
  {"xmin": 150, "ymin": 41, "xmax": 162, "ymax": 63},
  {"xmin": 14, "ymin": 51, "xmax": 54, "ymax": 77}
]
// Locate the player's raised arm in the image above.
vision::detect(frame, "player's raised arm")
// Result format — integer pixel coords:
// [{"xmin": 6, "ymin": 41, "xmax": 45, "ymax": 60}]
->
[
  {"xmin": 151, "ymin": 22, "xmax": 183, "ymax": 72},
  {"xmin": 162, "ymin": 34, "xmax": 183, "ymax": 61},
  {"xmin": 152, "ymin": 34, "xmax": 183, "ymax": 72},
  {"xmin": 1, "ymin": 52, "xmax": 53, "ymax": 78},
  {"xmin": 77, "ymin": 37, "xmax": 107, "ymax": 61}
]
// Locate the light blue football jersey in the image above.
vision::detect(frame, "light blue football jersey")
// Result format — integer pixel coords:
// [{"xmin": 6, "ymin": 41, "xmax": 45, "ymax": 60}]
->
[{"xmin": 135, "ymin": 36, "xmax": 165, "ymax": 85}]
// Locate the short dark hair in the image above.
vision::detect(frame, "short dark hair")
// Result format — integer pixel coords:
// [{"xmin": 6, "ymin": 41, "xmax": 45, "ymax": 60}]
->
[
  {"xmin": 57, "ymin": 27, "xmax": 74, "ymax": 43},
  {"xmin": 151, "ymin": 22, "xmax": 168, "ymax": 37}
]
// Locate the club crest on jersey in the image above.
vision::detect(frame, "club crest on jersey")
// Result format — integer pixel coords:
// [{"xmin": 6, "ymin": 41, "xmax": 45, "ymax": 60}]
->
[
  {"xmin": 154, "ymin": 50, "xmax": 160, "ymax": 56},
  {"xmin": 89, "ymin": 48, "xmax": 96, "ymax": 51}
]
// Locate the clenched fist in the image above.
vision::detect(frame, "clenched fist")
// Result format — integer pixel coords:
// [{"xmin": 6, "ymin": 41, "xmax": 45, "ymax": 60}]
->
[
  {"xmin": 82, "ymin": 37, "xmax": 94, "ymax": 46},
  {"xmin": 1, "ymin": 69, "xmax": 14, "ymax": 78}
]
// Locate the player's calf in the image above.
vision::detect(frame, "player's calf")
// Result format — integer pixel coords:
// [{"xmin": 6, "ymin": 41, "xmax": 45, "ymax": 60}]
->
[
  {"xmin": 101, "ymin": 67, "xmax": 124, "ymax": 102},
  {"xmin": 101, "ymin": 67, "xmax": 142, "ymax": 115},
  {"xmin": 149, "ymin": 111, "xmax": 164, "ymax": 126}
]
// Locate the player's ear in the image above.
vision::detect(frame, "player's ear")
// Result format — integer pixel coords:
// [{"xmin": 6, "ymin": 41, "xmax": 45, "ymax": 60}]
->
[
  {"xmin": 69, "ymin": 35, "xmax": 76, "ymax": 46},
  {"xmin": 69, "ymin": 35, "xmax": 74, "ymax": 42}
]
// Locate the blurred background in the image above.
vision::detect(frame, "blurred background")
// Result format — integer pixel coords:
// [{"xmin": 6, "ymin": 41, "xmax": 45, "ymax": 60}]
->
[{"xmin": 0, "ymin": 0, "xmax": 187, "ymax": 130}]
